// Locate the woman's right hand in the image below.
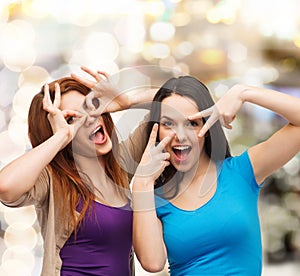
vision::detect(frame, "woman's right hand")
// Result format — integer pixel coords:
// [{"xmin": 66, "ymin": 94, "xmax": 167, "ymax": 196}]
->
[{"xmin": 42, "ymin": 83, "xmax": 85, "ymax": 148}]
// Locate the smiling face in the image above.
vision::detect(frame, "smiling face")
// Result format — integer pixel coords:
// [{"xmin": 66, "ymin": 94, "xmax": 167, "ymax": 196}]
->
[
  {"xmin": 159, "ymin": 94, "xmax": 206, "ymax": 172},
  {"xmin": 60, "ymin": 90, "xmax": 112, "ymax": 158}
]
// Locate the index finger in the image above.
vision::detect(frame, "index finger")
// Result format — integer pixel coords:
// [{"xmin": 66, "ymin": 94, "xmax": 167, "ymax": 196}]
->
[
  {"xmin": 188, "ymin": 106, "xmax": 213, "ymax": 120},
  {"xmin": 42, "ymin": 84, "xmax": 53, "ymax": 112},
  {"xmin": 71, "ymin": 72, "xmax": 95, "ymax": 89},
  {"xmin": 156, "ymin": 132, "xmax": 175, "ymax": 152},
  {"xmin": 146, "ymin": 123, "xmax": 159, "ymax": 148},
  {"xmin": 96, "ymin": 70, "xmax": 110, "ymax": 80},
  {"xmin": 198, "ymin": 114, "xmax": 218, "ymax": 137},
  {"xmin": 53, "ymin": 83, "xmax": 61, "ymax": 108},
  {"xmin": 42, "ymin": 84, "xmax": 50, "ymax": 104},
  {"xmin": 81, "ymin": 66, "xmax": 105, "ymax": 82}
]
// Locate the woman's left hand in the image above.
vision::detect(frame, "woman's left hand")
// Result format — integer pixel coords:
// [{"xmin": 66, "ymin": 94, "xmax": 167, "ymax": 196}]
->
[
  {"xmin": 188, "ymin": 86, "xmax": 244, "ymax": 137},
  {"xmin": 71, "ymin": 66, "xmax": 131, "ymax": 116},
  {"xmin": 135, "ymin": 124, "xmax": 174, "ymax": 183}
]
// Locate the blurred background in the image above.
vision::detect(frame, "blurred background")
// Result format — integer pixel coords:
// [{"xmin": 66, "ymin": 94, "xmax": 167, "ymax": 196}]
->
[{"xmin": 0, "ymin": 0, "xmax": 300, "ymax": 275}]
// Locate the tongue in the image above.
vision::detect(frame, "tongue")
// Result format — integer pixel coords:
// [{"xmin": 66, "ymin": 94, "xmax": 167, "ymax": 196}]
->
[
  {"xmin": 91, "ymin": 131, "xmax": 105, "ymax": 144},
  {"xmin": 174, "ymin": 149, "xmax": 189, "ymax": 160}
]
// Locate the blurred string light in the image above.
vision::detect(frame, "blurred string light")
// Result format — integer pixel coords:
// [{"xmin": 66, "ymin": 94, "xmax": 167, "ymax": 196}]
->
[
  {"xmin": 174, "ymin": 41, "xmax": 194, "ymax": 59},
  {"xmin": 22, "ymin": 0, "xmax": 143, "ymax": 22},
  {"xmin": 294, "ymin": 34, "xmax": 300, "ymax": 48},
  {"xmin": 227, "ymin": 42, "xmax": 247, "ymax": 63},
  {"xmin": 241, "ymin": 0, "xmax": 299, "ymax": 39},
  {"xmin": 198, "ymin": 49, "xmax": 225, "ymax": 65},
  {"xmin": 282, "ymin": 157, "xmax": 300, "ymax": 177},
  {"xmin": 0, "ymin": 111, "xmax": 5, "ymax": 130},
  {"xmin": 1, "ymin": 20, "xmax": 36, "ymax": 72},
  {"xmin": 150, "ymin": 21, "xmax": 175, "ymax": 42},
  {"xmin": 0, "ymin": 70, "xmax": 49, "ymax": 166},
  {"xmin": 0, "ymin": 205, "xmax": 37, "ymax": 275},
  {"xmin": 0, "ymin": 131, "xmax": 26, "ymax": 164},
  {"xmin": 0, "ymin": 3, "xmax": 9, "ymax": 24},
  {"xmin": 114, "ymin": 16, "xmax": 146, "ymax": 53},
  {"xmin": 206, "ymin": 0, "xmax": 240, "ymax": 24},
  {"xmin": 142, "ymin": 0, "xmax": 166, "ymax": 17},
  {"xmin": 68, "ymin": 32, "xmax": 120, "ymax": 74}
]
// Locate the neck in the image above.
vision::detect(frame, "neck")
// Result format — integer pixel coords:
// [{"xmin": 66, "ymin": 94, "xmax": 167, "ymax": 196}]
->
[
  {"xmin": 73, "ymin": 153, "xmax": 108, "ymax": 188},
  {"xmin": 181, "ymin": 154, "xmax": 216, "ymax": 196},
  {"xmin": 73, "ymin": 153, "xmax": 128, "ymax": 206}
]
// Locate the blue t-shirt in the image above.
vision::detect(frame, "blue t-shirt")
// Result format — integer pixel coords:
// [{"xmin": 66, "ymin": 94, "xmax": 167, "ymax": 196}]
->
[{"xmin": 156, "ymin": 151, "xmax": 262, "ymax": 276}]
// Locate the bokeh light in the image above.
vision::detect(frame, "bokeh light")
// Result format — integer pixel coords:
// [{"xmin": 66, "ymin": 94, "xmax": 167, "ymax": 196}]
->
[
  {"xmin": 4, "ymin": 205, "xmax": 37, "ymax": 228},
  {"xmin": 4, "ymin": 223, "xmax": 38, "ymax": 250}
]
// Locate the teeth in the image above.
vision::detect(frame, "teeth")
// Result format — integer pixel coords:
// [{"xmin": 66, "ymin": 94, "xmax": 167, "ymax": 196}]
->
[
  {"xmin": 91, "ymin": 126, "xmax": 102, "ymax": 136},
  {"xmin": 173, "ymin": 146, "xmax": 190, "ymax": 150}
]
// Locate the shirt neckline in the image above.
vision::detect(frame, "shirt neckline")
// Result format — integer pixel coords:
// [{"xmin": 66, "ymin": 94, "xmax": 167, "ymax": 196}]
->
[{"xmin": 164, "ymin": 160, "xmax": 224, "ymax": 213}]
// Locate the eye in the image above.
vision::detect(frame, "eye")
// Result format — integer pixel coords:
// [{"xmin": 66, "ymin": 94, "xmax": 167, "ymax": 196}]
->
[
  {"xmin": 187, "ymin": 120, "xmax": 199, "ymax": 127},
  {"xmin": 160, "ymin": 120, "xmax": 175, "ymax": 128},
  {"xmin": 66, "ymin": 116, "xmax": 75, "ymax": 124}
]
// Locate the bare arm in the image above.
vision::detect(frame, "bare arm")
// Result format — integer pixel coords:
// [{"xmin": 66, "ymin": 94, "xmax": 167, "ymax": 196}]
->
[
  {"xmin": 132, "ymin": 181, "xmax": 167, "ymax": 272},
  {"xmin": 0, "ymin": 131, "xmax": 69, "ymax": 202},
  {"xmin": 132, "ymin": 124, "xmax": 173, "ymax": 272},
  {"xmin": 0, "ymin": 83, "xmax": 85, "ymax": 202},
  {"xmin": 239, "ymin": 85, "xmax": 300, "ymax": 183},
  {"xmin": 189, "ymin": 84, "xmax": 300, "ymax": 184}
]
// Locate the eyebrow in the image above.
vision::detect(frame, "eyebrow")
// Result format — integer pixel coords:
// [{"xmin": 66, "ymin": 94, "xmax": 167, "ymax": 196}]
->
[
  {"xmin": 160, "ymin": 115, "xmax": 173, "ymax": 120},
  {"xmin": 160, "ymin": 115, "xmax": 201, "ymax": 122}
]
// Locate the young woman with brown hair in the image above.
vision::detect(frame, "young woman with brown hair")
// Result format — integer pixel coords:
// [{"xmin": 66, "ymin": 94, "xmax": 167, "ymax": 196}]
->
[{"xmin": 0, "ymin": 68, "xmax": 151, "ymax": 275}]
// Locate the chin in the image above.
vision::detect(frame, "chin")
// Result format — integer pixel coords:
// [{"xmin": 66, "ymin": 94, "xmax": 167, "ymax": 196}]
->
[
  {"xmin": 172, "ymin": 163, "xmax": 191, "ymax": 172},
  {"xmin": 97, "ymin": 142, "xmax": 113, "ymax": 156}
]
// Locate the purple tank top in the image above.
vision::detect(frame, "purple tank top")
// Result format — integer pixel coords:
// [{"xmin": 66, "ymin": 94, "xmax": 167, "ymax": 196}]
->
[{"xmin": 60, "ymin": 200, "xmax": 133, "ymax": 276}]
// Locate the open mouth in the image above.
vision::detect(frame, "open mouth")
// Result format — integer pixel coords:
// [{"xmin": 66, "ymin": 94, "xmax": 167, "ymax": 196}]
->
[
  {"xmin": 172, "ymin": 145, "xmax": 192, "ymax": 161},
  {"xmin": 89, "ymin": 125, "xmax": 107, "ymax": 145}
]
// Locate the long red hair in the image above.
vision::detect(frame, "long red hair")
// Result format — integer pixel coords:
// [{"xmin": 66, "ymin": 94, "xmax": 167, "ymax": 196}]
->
[{"xmin": 28, "ymin": 77, "xmax": 129, "ymax": 233}]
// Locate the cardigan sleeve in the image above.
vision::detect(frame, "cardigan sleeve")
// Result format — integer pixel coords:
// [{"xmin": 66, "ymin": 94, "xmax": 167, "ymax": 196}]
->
[
  {"xmin": 119, "ymin": 113, "xmax": 149, "ymax": 181},
  {"xmin": 1, "ymin": 167, "xmax": 51, "ymax": 208}
]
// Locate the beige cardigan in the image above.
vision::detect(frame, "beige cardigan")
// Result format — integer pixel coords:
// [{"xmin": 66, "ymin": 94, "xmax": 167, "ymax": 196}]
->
[{"xmin": 2, "ymin": 117, "xmax": 148, "ymax": 276}]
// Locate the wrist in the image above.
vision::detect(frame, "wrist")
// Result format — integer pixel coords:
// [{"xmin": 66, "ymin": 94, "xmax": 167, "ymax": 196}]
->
[
  {"xmin": 126, "ymin": 94, "xmax": 137, "ymax": 109},
  {"xmin": 53, "ymin": 129, "xmax": 71, "ymax": 149},
  {"xmin": 132, "ymin": 176, "xmax": 155, "ymax": 192},
  {"xmin": 232, "ymin": 84, "xmax": 249, "ymax": 103},
  {"xmin": 131, "ymin": 182, "xmax": 156, "ymax": 212}
]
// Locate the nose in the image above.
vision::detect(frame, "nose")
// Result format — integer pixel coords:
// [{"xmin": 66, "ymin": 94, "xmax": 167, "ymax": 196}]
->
[
  {"xmin": 84, "ymin": 114, "xmax": 97, "ymax": 126},
  {"xmin": 174, "ymin": 126, "xmax": 186, "ymax": 142}
]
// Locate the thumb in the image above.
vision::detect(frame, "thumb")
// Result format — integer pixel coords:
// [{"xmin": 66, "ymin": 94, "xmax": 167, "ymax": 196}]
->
[{"xmin": 72, "ymin": 114, "xmax": 86, "ymax": 134}]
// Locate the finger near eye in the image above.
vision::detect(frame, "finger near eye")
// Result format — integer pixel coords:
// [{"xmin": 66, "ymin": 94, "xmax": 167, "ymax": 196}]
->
[
  {"xmin": 66, "ymin": 116, "xmax": 75, "ymax": 124},
  {"xmin": 92, "ymin": 98, "xmax": 100, "ymax": 109},
  {"xmin": 84, "ymin": 93, "xmax": 97, "ymax": 111},
  {"xmin": 53, "ymin": 83, "xmax": 61, "ymax": 107},
  {"xmin": 150, "ymin": 124, "xmax": 158, "ymax": 138}
]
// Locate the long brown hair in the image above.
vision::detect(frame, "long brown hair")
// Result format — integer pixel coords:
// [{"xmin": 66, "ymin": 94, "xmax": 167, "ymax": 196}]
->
[{"xmin": 28, "ymin": 77, "xmax": 128, "ymax": 233}]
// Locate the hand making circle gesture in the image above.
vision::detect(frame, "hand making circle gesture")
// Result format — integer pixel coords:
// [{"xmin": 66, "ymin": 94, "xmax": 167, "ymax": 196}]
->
[
  {"xmin": 71, "ymin": 66, "xmax": 131, "ymax": 116},
  {"xmin": 42, "ymin": 82, "xmax": 85, "ymax": 148}
]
